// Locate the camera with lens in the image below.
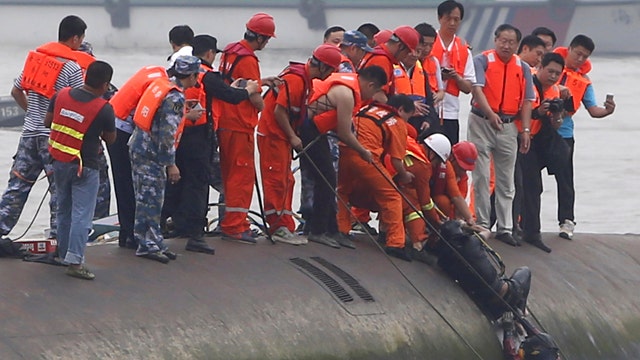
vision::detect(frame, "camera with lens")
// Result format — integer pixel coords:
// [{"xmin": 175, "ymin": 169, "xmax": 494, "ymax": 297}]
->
[{"xmin": 546, "ymin": 98, "xmax": 565, "ymax": 113}]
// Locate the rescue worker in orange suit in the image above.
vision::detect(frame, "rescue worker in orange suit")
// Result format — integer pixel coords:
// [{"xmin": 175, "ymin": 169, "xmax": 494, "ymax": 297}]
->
[
  {"xmin": 397, "ymin": 132, "xmax": 450, "ymax": 262},
  {"xmin": 162, "ymin": 34, "xmax": 262, "ymax": 254},
  {"xmin": 336, "ymin": 94, "xmax": 411, "ymax": 256},
  {"xmin": 2, "ymin": 16, "xmax": 92, "ymax": 246},
  {"xmin": 257, "ymin": 44, "xmax": 342, "ymax": 245},
  {"xmin": 216, "ymin": 13, "xmax": 274, "ymax": 243},
  {"xmin": 394, "ymin": 23, "xmax": 444, "ymax": 140},
  {"xmin": 468, "ymin": 24, "xmax": 534, "ymax": 247},
  {"xmin": 449, "ymin": 141, "xmax": 478, "ymax": 220},
  {"xmin": 336, "ymin": 30, "xmax": 379, "ymax": 236},
  {"xmin": 432, "ymin": 0, "xmax": 475, "ymax": 145},
  {"xmin": 299, "ymin": 67, "xmax": 385, "ymax": 249},
  {"xmin": 431, "ymin": 141, "xmax": 476, "ymax": 226},
  {"xmin": 360, "ymin": 25, "xmax": 421, "ymax": 99},
  {"xmin": 519, "ymin": 53, "xmax": 573, "ymax": 253}
]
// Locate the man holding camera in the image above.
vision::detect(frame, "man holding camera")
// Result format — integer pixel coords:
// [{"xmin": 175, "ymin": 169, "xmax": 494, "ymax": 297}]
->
[{"xmin": 519, "ymin": 53, "xmax": 571, "ymax": 252}]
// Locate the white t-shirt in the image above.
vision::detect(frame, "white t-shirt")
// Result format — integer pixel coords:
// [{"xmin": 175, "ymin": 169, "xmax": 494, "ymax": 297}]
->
[
  {"xmin": 167, "ymin": 45, "xmax": 193, "ymax": 67},
  {"xmin": 437, "ymin": 34, "xmax": 476, "ymax": 120}
]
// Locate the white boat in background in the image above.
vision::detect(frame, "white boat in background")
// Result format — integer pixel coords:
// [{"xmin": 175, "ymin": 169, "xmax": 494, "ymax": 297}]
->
[{"xmin": 0, "ymin": 0, "xmax": 638, "ymax": 54}]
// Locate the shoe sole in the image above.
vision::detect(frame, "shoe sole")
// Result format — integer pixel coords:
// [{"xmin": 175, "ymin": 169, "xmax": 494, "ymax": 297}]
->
[
  {"xmin": 336, "ymin": 240, "xmax": 356, "ymax": 249},
  {"xmin": 185, "ymin": 246, "xmax": 215, "ymax": 254},
  {"xmin": 65, "ymin": 271, "xmax": 95, "ymax": 280},
  {"xmin": 137, "ymin": 253, "xmax": 170, "ymax": 264}
]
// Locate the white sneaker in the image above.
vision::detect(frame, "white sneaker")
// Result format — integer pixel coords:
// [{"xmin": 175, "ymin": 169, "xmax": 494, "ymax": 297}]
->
[
  {"xmin": 272, "ymin": 227, "xmax": 307, "ymax": 245},
  {"xmin": 559, "ymin": 220, "xmax": 575, "ymax": 240}
]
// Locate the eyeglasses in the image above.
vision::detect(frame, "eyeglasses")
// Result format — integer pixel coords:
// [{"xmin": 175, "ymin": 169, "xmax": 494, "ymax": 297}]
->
[{"xmin": 496, "ymin": 37, "xmax": 517, "ymax": 46}]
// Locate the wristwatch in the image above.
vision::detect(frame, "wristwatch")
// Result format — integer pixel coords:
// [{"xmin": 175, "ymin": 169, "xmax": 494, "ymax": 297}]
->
[{"xmin": 523, "ymin": 128, "xmax": 531, "ymax": 133}]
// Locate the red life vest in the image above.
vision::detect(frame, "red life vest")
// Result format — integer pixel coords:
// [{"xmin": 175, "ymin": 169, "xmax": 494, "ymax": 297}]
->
[
  {"xmin": 109, "ymin": 65, "xmax": 168, "ymax": 120},
  {"xmin": 360, "ymin": 44, "xmax": 397, "ymax": 95},
  {"xmin": 133, "ymin": 78, "xmax": 184, "ymax": 147},
  {"xmin": 49, "ymin": 87, "xmax": 106, "ymax": 174},
  {"xmin": 183, "ymin": 62, "xmax": 212, "ymax": 128},
  {"xmin": 431, "ymin": 34, "xmax": 469, "ymax": 96},
  {"xmin": 258, "ymin": 62, "xmax": 311, "ymax": 139},
  {"xmin": 430, "ymin": 162, "xmax": 449, "ymax": 196},
  {"xmin": 219, "ymin": 40, "xmax": 258, "ymax": 83},
  {"xmin": 308, "ymin": 73, "xmax": 361, "ymax": 134},
  {"xmin": 475, "ymin": 49, "xmax": 526, "ymax": 116},
  {"xmin": 20, "ymin": 42, "xmax": 94, "ymax": 99}
]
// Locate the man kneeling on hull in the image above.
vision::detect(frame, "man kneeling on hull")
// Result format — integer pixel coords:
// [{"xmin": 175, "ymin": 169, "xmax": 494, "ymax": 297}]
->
[{"xmin": 436, "ymin": 220, "xmax": 560, "ymax": 359}]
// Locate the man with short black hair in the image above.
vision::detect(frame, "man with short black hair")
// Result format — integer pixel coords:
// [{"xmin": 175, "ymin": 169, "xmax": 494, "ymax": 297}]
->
[
  {"xmin": 356, "ymin": 23, "xmax": 380, "ymax": 48},
  {"xmin": 531, "ymin": 26, "xmax": 557, "ymax": 53},
  {"xmin": 323, "ymin": 25, "xmax": 345, "ymax": 46},
  {"xmin": 168, "ymin": 25, "xmax": 194, "ymax": 66},
  {"xmin": 2, "ymin": 15, "xmax": 87, "ymax": 245},
  {"xmin": 45, "ymin": 60, "xmax": 116, "ymax": 279},
  {"xmin": 518, "ymin": 35, "xmax": 546, "ymax": 68}
]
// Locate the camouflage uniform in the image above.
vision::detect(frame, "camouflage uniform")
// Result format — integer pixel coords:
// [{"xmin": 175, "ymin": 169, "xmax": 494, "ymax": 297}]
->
[
  {"xmin": 0, "ymin": 136, "xmax": 56, "ymax": 237},
  {"xmin": 128, "ymin": 89, "xmax": 184, "ymax": 256},
  {"xmin": 93, "ymin": 145, "xmax": 111, "ymax": 220}
]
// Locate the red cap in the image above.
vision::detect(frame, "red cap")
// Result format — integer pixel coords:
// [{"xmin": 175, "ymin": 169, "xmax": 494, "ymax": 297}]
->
[
  {"xmin": 392, "ymin": 26, "xmax": 420, "ymax": 51},
  {"xmin": 374, "ymin": 29, "xmax": 393, "ymax": 45},
  {"xmin": 452, "ymin": 141, "xmax": 478, "ymax": 171},
  {"xmin": 312, "ymin": 44, "xmax": 342, "ymax": 69},
  {"xmin": 246, "ymin": 13, "xmax": 276, "ymax": 38}
]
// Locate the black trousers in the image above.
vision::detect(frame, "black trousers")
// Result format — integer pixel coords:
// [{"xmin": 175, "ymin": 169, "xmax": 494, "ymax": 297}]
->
[
  {"xmin": 554, "ymin": 138, "xmax": 575, "ymax": 224},
  {"xmin": 520, "ymin": 138, "xmax": 546, "ymax": 236},
  {"xmin": 442, "ymin": 118, "xmax": 460, "ymax": 145},
  {"xmin": 299, "ymin": 120, "xmax": 338, "ymax": 236},
  {"xmin": 162, "ymin": 125, "xmax": 212, "ymax": 238},
  {"xmin": 106, "ymin": 129, "xmax": 135, "ymax": 246}
]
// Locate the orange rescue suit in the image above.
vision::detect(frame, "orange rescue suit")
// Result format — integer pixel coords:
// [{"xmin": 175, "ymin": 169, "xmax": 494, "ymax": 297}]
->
[
  {"xmin": 257, "ymin": 62, "xmax": 311, "ymax": 233},
  {"xmin": 360, "ymin": 44, "xmax": 397, "ymax": 95},
  {"xmin": 216, "ymin": 39, "xmax": 263, "ymax": 235},
  {"xmin": 336, "ymin": 102, "xmax": 407, "ymax": 249}
]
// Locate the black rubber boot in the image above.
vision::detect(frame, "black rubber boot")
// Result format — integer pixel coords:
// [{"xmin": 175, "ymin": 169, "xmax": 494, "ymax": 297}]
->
[
  {"xmin": 185, "ymin": 238, "xmax": 215, "ymax": 255},
  {"xmin": 505, "ymin": 266, "xmax": 532, "ymax": 313},
  {"xmin": 384, "ymin": 246, "xmax": 412, "ymax": 262}
]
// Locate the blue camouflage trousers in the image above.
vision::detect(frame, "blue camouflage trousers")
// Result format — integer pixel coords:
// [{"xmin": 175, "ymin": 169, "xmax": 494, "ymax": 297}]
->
[
  {"xmin": 93, "ymin": 147, "xmax": 111, "ymax": 220},
  {"xmin": 0, "ymin": 135, "xmax": 56, "ymax": 238},
  {"xmin": 130, "ymin": 153, "xmax": 167, "ymax": 255}
]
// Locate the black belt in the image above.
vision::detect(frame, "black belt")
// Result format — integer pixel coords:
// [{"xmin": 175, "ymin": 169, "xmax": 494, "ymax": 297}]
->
[{"xmin": 471, "ymin": 108, "xmax": 516, "ymax": 123}]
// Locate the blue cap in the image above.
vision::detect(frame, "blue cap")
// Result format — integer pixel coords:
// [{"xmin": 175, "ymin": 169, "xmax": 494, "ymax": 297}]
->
[
  {"xmin": 78, "ymin": 41, "xmax": 94, "ymax": 56},
  {"xmin": 174, "ymin": 55, "xmax": 201, "ymax": 75},
  {"xmin": 342, "ymin": 30, "xmax": 374, "ymax": 52}
]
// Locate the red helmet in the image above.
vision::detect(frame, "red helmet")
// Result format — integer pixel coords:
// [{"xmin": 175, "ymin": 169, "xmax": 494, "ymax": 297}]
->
[
  {"xmin": 452, "ymin": 141, "xmax": 478, "ymax": 171},
  {"xmin": 374, "ymin": 29, "xmax": 393, "ymax": 45},
  {"xmin": 246, "ymin": 13, "xmax": 276, "ymax": 38},
  {"xmin": 392, "ymin": 25, "xmax": 420, "ymax": 52},
  {"xmin": 312, "ymin": 44, "xmax": 342, "ymax": 69}
]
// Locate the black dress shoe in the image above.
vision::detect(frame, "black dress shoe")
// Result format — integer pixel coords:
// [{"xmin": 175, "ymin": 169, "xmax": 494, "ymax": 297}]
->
[
  {"xmin": 185, "ymin": 238, "xmax": 215, "ymax": 255},
  {"xmin": 384, "ymin": 246, "xmax": 412, "ymax": 262},
  {"xmin": 162, "ymin": 250, "xmax": 178, "ymax": 260},
  {"xmin": 523, "ymin": 233, "xmax": 551, "ymax": 253},
  {"xmin": 495, "ymin": 232, "xmax": 520, "ymax": 247}
]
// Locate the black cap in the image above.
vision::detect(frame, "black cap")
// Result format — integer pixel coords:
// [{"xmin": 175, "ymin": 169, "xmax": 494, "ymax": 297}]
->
[{"xmin": 192, "ymin": 34, "xmax": 222, "ymax": 56}]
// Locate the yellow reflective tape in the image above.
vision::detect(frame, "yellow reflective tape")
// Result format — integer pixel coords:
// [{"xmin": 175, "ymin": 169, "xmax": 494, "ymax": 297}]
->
[
  {"xmin": 403, "ymin": 156, "xmax": 414, "ymax": 167},
  {"xmin": 422, "ymin": 199, "xmax": 435, "ymax": 211},
  {"xmin": 48, "ymin": 139, "xmax": 80, "ymax": 157},
  {"xmin": 51, "ymin": 123, "xmax": 85, "ymax": 141},
  {"xmin": 404, "ymin": 211, "xmax": 422, "ymax": 223}
]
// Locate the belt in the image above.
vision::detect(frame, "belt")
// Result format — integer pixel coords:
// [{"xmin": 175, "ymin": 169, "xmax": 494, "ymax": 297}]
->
[{"xmin": 470, "ymin": 108, "xmax": 516, "ymax": 124}]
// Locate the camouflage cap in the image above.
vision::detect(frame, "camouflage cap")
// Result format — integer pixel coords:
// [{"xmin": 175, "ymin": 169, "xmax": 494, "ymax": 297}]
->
[
  {"xmin": 342, "ymin": 30, "xmax": 374, "ymax": 52},
  {"xmin": 78, "ymin": 41, "xmax": 94, "ymax": 56},
  {"xmin": 174, "ymin": 55, "xmax": 201, "ymax": 75}
]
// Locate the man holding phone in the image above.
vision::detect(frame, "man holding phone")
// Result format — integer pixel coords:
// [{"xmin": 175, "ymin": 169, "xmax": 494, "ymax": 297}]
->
[{"xmin": 552, "ymin": 34, "xmax": 615, "ymax": 240}]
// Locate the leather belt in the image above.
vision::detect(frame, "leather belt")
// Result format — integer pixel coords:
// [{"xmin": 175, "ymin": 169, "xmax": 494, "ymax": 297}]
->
[{"xmin": 471, "ymin": 108, "xmax": 516, "ymax": 124}]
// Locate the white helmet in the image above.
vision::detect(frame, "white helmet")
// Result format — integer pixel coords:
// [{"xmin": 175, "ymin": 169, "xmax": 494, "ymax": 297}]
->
[{"xmin": 424, "ymin": 133, "xmax": 452, "ymax": 162}]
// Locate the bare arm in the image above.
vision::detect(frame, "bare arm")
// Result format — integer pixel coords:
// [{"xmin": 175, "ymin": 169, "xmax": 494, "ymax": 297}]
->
[
  {"xmin": 331, "ymin": 86, "xmax": 372, "ymax": 162},
  {"xmin": 101, "ymin": 130, "xmax": 116, "ymax": 145},
  {"xmin": 586, "ymin": 98, "xmax": 615, "ymax": 118},
  {"xmin": 452, "ymin": 73, "xmax": 472, "ymax": 94},
  {"xmin": 44, "ymin": 111, "xmax": 53, "ymax": 128},
  {"xmin": 11, "ymin": 86, "xmax": 27, "ymax": 111},
  {"xmin": 518, "ymin": 100, "xmax": 532, "ymax": 154},
  {"xmin": 451, "ymin": 195, "xmax": 474, "ymax": 224},
  {"xmin": 391, "ymin": 157, "xmax": 414, "ymax": 184}
]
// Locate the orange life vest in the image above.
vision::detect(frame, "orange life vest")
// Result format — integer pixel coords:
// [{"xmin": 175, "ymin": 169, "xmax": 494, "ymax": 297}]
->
[
  {"xmin": 360, "ymin": 44, "xmax": 397, "ymax": 95},
  {"xmin": 109, "ymin": 65, "xmax": 168, "ymax": 120},
  {"xmin": 183, "ymin": 62, "xmax": 212, "ymax": 128},
  {"xmin": 20, "ymin": 42, "xmax": 93, "ymax": 99},
  {"xmin": 476, "ymin": 49, "xmax": 526, "ymax": 116},
  {"xmin": 431, "ymin": 34, "xmax": 469, "ymax": 96},
  {"xmin": 308, "ymin": 73, "xmax": 361, "ymax": 134},
  {"xmin": 133, "ymin": 78, "xmax": 184, "ymax": 147},
  {"xmin": 560, "ymin": 70, "xmax": 590, "ymax": 115},
  {"xmin": 553, "ymin": 47, "xmax": 591, "ymax": 75},
  {"xmin": 49, "ymin": 87, "xmax": 107, "ymax": 174}
]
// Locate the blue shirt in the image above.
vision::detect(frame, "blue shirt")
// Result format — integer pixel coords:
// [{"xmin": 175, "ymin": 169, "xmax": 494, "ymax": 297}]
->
[{"xmin": 558, "ymin": 83, "xmax": 597, "ymax": 139}]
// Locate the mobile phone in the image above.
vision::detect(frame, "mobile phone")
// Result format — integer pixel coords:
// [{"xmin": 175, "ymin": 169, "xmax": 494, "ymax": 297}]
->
[
  {"xmin": 192, "ymin": 102, "xmax": 204, "ymax": 111},
  {"xmin": 606, "ymin": 93, "xmax": 614, "ymax": 102},
  {"xmin": 237, "ymin": 79, "xmax": 248, "ymax": 88}
]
